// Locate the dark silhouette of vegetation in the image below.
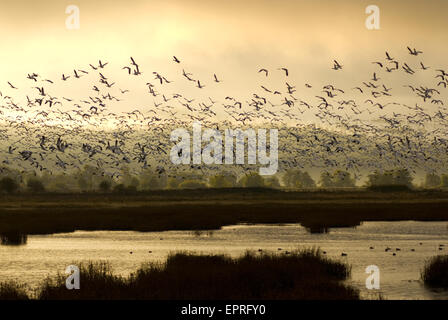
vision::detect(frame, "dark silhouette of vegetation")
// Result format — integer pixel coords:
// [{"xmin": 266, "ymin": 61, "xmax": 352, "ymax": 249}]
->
[
  {"xmin": 319, "ymin": 170, "xmax": 355, "ymax": 188},
  {"xmin": 421, "ymin": 255, "xmax": 448, "ymax": 288},
  {"xmin": 26, "ymin": 178, "xmax": 45, "ymax": 193},
  {"xmin": 209, "ymin": 174, "xmax": 237, "ymax": 188},
  {"xmin": 238, "ymin": 172, "xmax": 266, "ymax": 188},
  {"xmin": 178, "ymin": 180, "xmax": 208, "ymax": 189},
  {"xmin": 0, "ymin": 177, "xmax": 19, "ymax": 194},
  {"xmin": 441, "ymin": 174, "xmax": 448, "ymax": 188},
  {"xmin": 424, "ymin": 173, "xmax": 448, "ymax": 189},
  {"xmin": 1, "ymin": 189, "xmax": 448, "ymax": 238},
  {"xmin": 283, "ymin": 169, "xmax": 316, "ymax": 189},
  {"xmin": 99, "ymin": 180, "xmax": 112, "ymax": 192},
  {"xmin": 0, "ymin": 282, "xmax": 29, "ymax": 300},
  {"xmin": 0, "ymin": 232, "xmax": 27, "ymax": 245},
  {"xmin": 3, "ymin": 164, "xmax": 448, "ymax": 193},
  {"xmin": 367, "ymin": 185, "xmax": 411, "ymax": 192},
  {"xmin": 113, "ymin": 184, "xmax": 137, "ymax": 194},
  {"xmin": 26, "ymin": 249, "xmax": 358, "ymax": 300},
  {"xmin": 367, "ymin": 169, "xmax": 413, "ymax": 189}
]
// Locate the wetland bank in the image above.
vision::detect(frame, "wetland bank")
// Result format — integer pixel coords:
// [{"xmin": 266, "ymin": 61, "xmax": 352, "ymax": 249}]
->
[{"xmin": 1, "ymin": 188, "xmax": 448, "ymax": 237}]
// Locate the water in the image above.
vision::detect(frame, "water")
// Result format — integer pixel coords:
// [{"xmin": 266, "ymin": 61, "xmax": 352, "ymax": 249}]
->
[{"xmin": 1, "ymin": 221, "xmax": 448, "ymax": 300}]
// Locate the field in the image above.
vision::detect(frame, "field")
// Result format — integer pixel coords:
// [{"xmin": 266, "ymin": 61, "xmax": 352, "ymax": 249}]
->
[{"xmin": 0, "ymin": 249, "xmax": 359, "ymax": 300}]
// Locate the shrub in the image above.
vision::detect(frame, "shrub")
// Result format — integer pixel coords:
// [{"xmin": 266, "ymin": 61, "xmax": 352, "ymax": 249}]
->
[
  {"xmin": 422, "ymin": 255, "xmax": 448, "ymax": 288},
  {"xmin": 113, "ymin": 184, "xmax": 137, "ymax": 194},
  {"xmin": 36, "ymin": 249, "xmax": 359, "ymax": 300},
  {"xmin": 367, "ymin": 169, "xmax": 413, "ymax": 188},
  {"xmin": 319, "ymin": 170, "xmax": 355, "ymax": 188},
  {"xmin": 99, "ymin": 180, "xmax": 111, "ymax": 192},
  {"xmin": 27, "ymin": 178, "xmax": 45, "ymax": 193},
  {"xmin": 283, "ymin": 170, "xmax": 316, "ymax": 188},
  {"xmin": 0, "ymin": 177, "xmax": 19, "ymax": 194},
  {"xmin": 178, "ymin": 180, "xmax": 208, "ymax": 189},
  {"xmin": 424, "ymin": 173, "xmax": 441, "ymax": 189},
  {"xmin": 239, "ymin": 173, "xmax": 266, "ymax": 188},
  {"xmin": 0, "ymin": 282, "xmax": 29, "ymax": 300},
  {"xmin": 209, "ymin": 174, "xmax": 236, "ymax": 188}
]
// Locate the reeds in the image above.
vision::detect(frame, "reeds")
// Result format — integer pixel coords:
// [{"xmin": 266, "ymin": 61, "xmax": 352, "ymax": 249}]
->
[
  {"xmin": 421, "ymin": 255, "xmax": 448, "ymax": 288},
  {"xmin": 0, "ymin": 282, "xmax": 29, "ymax": 300}
]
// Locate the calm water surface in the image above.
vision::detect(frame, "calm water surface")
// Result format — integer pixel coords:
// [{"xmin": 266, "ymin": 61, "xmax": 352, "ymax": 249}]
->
[{"xmin": 1, "ymin": 221, "xmax": 448, "ymax": 300}]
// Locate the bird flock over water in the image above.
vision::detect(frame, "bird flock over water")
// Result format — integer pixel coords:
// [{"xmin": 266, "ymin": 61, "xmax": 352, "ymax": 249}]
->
[{"xmin": 0, "ymin": 46, "xmax": 447, "ymax": 181}]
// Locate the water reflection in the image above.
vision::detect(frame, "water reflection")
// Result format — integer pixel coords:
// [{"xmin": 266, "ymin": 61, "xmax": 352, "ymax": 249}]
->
[
  {"xmin": 306, "ymin": 226, "xmax": 330, "ymax": 234},
  {"xmin": 301, "ymin": 220, "xmax": 362, "ymax": 234},
  {"xmin": 1, "ymin": 221, "xmax": 448, "ymax": 299},
  {"xmin": 0, "ymin": 220, "xmax": 364, "ymax": 242}
]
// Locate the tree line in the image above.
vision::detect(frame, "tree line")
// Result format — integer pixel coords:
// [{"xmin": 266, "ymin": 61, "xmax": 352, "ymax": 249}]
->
[{"xmin": 0, "ymin": 165, "xmax": 445, "ymax": 194}]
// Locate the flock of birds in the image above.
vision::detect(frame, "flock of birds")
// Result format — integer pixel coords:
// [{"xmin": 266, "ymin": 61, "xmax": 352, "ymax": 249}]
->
[{"xmin": 0, "ymin": 46, "xmax": 448, "ymax": 182}]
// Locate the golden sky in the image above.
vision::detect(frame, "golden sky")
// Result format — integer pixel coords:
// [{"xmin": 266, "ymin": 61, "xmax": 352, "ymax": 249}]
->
[{"xmin": 0, "ymin": 0, "xmax": 447, "ymax": 116}]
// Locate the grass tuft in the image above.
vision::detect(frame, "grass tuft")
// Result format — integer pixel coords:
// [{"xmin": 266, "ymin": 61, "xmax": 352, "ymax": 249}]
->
[
  {"xmin": 421, "ymin": 255, "xmax": 448, "ymax": 288},
  {"xmin": 36, "ymin": 249, "xmax": 358, "ymax": 300},
  {"xmin": 0, "ymin": 282, "xmax": 29, "ymax": 300}
]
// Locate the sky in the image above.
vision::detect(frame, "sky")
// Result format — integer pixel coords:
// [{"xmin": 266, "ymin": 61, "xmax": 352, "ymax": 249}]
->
[
  {"xmin": 0, "ymin": 0, "xmax": 447, "ymax": 119},
  {"xmin": 0, "ymin": 0, "xmax": 447, "ymax": 183}
]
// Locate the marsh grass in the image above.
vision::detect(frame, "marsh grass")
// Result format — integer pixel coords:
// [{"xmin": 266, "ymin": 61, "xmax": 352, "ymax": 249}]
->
[
  {"xmin": 0, "ymin": 249, "xmax": 359, "ymax": 300},
  {"xmin": 38, "ymin": 261, "xmax": 127, "ymax": 300},
  {"xmin": 421, "ymin": 255, "xmax": 448, "ymax": 288},
  {"xmin": 34, "ymin": 249, "xmax": 358, "ymax": 300},
  {"xmin": 1, "ymin": 189, "xmax": 448, "ymax": 237}
]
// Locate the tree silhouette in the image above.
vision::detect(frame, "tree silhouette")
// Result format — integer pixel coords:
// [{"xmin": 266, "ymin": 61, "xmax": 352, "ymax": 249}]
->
[
  {"xmin": 424, "ymin": 173, "xmax": 441, "ymax": 188},
  {"xmin": 27, "ymin": 178, "xmax": 45, "ymax": 193},
  {"xmin": 209, "ymin": 174, "xmax": 237, "ymax": 188},
  {"xmin": 367, "ymin": 169, "xmax": 413, "ymax": 188},
  {"xmin": 238, "ymin": 173, "xmax": 266, "ymax": 188},
  {"xmin": 0, "ymin": 177, "xmax": 19, "ymax": 194},
  {"xmin": 283, "ymin": 169, "xmax": 316, "ymax": 188}
]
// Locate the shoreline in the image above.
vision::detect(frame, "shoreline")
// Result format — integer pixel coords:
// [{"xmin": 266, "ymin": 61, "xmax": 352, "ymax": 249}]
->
[{"xmin": 1, "ymin": 189, "xmax": 448, "ymax": 236}]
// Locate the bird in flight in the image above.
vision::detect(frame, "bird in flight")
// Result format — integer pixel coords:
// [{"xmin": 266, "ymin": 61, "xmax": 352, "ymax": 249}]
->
[
  {"xmin": 122, "ymin": 66, "xmax": 131, "ymax": 74},
  {"xmin": 279, "ymin": 68, "xmax": 289, "ymax": 76},
  {"xmin": 258, "ymin": 69, "xmax": 268, "ymax": 77},
  {"xmin": 173, "ymin": 56, "xmax": 181, "ymax": 63},
  {"xmin": 385, "ymin": 51, "xmax": 394, "ymax": 61},
  {"xmin": 98, "ymin": 60, "xmax": 109, "ymax": 68},
  {"xmin": 7, "ymin": 82, "xmax": 17, "ymax": 89},
  {"xmin": 420, "ymin": 62, "xmax": 429, "ymax": 70},
  {"xmin": 196, "ymin": 80, "xmax": 205, "ymax": 89}
]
